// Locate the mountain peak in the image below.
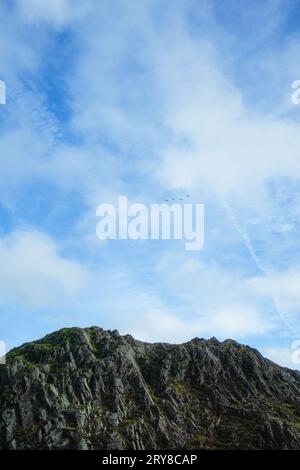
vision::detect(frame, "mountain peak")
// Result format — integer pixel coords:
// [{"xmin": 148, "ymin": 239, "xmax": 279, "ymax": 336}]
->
[{"xmin": 1, "ymin": 326, "xmax": 300, "ymax": 450}]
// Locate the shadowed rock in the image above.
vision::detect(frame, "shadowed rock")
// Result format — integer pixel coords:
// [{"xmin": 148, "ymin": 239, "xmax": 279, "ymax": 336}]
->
[{"xmin": 1, "ymin": 326, "xmax": 300, "ymax": 450}]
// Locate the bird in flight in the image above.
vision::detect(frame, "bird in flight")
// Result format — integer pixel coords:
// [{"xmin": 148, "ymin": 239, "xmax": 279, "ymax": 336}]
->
[{"xmin": 163, "ymin": 194, "xmax": 191, "ymax": 202}]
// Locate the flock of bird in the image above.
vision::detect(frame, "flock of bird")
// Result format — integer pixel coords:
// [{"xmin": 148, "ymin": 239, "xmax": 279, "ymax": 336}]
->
[{"xmin": 164, "ymin": 195, "xmax": 190, "ymax": 202}]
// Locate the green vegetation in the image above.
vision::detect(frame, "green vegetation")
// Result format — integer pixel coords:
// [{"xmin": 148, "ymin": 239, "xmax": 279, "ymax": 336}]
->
[
  {"xmin": 62, "ymin": 426, "xmax": 78, "ymax": 432},
  {"xmin": 6, "ymin": 328, "xmax": 82, "ymax": 367},
  {"xmin": 117, "ymin": 418, "xmax": 139, "ymax": 432},
  {"xmin": 7, "ymin": 342, "xmax": 54, "ymax": 367},
  {"xmin": 0, "ymin": 384, "xmax": 14, "ymax": 402},
  {"xmin": 42, "ymin": 328, "xmax": 81, "ymax": 347},
  {"xmin": 263, "ymin": 398, "xmax": 300, "ymax": 432},
  {"xmin": 186, "ymin": 431, "xmax": 217, "ymax": 449}
]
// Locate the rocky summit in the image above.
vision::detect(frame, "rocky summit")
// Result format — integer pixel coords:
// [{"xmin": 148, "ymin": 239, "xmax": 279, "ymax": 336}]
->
[{"xmin": 1, "ymin": 326, "xmax": 300, "ymax": 450}]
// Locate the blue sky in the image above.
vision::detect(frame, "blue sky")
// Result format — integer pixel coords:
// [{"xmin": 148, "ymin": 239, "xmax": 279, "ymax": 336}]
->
[{"xmin": 1, "ymin": 0, "xmax": 300, "ymax": 368}]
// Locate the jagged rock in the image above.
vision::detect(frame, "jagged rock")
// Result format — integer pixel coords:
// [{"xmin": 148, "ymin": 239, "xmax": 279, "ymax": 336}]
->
[{"xmin": 0, "ymin": 326, "xmax": 300, "ymax": 449}]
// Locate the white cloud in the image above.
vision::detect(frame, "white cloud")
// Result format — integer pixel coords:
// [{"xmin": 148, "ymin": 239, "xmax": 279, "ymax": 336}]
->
[
  {"xmin": 0, "ymin": 3, "xmax": 38, "ymax": 78},
  {"xmin": 0, "ymin": 231, "xmax": 87, "ymax": 309},
  {"xmin": 153, "ymin": 30, "xmax": 300, "ymax": 199},
  {"xmin": 128, "ymin": 309, "xmax": 190, "ymax": 343},
  {"xmin": 249, "ymin": 270, "xmax": 300, "ymax": 335},
  {"xmin": 128, "ymin": 305, "xmax": 272, "ymax": 344},
  {"xmin": 7, "ymin": 1, "xmax": 300, "ymax": 209},
  {"xmin": 0, "ymin": 0, "xmax": 299, "ymax": 347},
  {"xmin": 207, "ymin": 307, "xmax": 273, "ymax": 338},
  {"xmin": 262, "ymin": 346, "xmax": 299, "ymax": 370},
  {"xmin": 250, "ymin": 270, "xmax": 300, "ymax": 310},
  {"xmin": 16, "ymin": 0, "xmax": 90, "ymax": 27},
  {"xmin": 121, "ymin": 253, "xmax": 278, "ymax": 342}
]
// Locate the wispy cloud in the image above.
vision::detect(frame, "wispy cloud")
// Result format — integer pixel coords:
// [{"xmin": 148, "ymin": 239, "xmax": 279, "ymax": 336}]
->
[
  {"xmin": 0, "ymin": 0, "xmax": 300, "ymax": 365},
  {"xmin": 0, "ymin": 230, "xmax": 87, "ymax": 309}
]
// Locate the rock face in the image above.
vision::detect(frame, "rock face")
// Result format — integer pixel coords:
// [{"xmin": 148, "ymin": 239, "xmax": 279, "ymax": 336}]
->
[{"xmin": 1, "ymin": 327, "xmax": 300, "ymax": 449}]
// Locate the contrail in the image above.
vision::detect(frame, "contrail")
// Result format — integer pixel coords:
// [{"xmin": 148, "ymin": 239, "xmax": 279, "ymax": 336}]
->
[
  {"xmin": 223, "ymin": 201, "xmax": 296, "ymax": 336},
  {"xmin": 223, "ymin": 202, "xmax": 267, "ymax": 274}
]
